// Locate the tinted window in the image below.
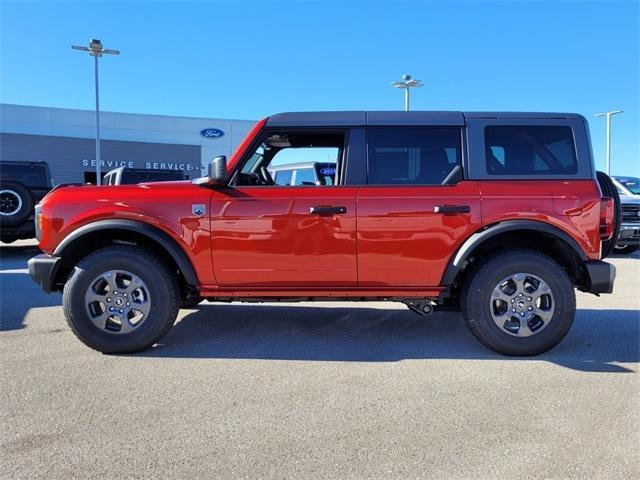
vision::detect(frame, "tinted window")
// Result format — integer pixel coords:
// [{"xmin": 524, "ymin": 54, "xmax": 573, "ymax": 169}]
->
[
  {"xmin": 367, "ymin": 128, "xmax": 461, "ymax": 185},
  {"xmin": 294, "ymin": 168, "xmax": 316, "ymax": 185},
  {"xmin": 0, "ymin": 163, "xmax": 49, "ymax": 187},
  {"xmin": 274, "ymin": 169, "xmax": 292, "ymax": 185},
  {"xmin": 485, "ymin": 126, "xmax": 577, "ymax": 175}
]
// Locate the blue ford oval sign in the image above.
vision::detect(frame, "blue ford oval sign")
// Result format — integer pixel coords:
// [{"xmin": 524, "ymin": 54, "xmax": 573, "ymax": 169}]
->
[{"xmin": 200, "ymin": 128, "xmax": 224, "ymax": 139}]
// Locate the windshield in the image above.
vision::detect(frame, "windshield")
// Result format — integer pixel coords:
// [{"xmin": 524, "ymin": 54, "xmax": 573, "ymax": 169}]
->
[
  {"xmin": 612, "ymin": 177, "xmax": 634, "ymax": 196},
  {"xmin": 614, "ymin": 176, "xmax": 640, "ymax": 195}
]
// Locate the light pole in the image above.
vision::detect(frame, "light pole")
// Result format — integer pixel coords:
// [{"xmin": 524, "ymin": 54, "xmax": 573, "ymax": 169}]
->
[
  {"xmin": 72, "ymin": 39, "xmax": 119, "ymax": 185},
  {"xmin": 594, "ymin": 110, "xmax": 623, "ymax": 175},
  {"xmin": 391, "ymin": 74, "xmax": 423, "ymax": 111}
]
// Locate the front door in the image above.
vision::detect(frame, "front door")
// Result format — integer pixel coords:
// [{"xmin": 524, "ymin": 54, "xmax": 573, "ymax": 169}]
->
[
  {"xmin": 357, "ymin": 126, "xmax": 481, "ymax": 287},
  {"xmin": 210, "ymin": 129, "xmax": 357, "ymax": 287}
]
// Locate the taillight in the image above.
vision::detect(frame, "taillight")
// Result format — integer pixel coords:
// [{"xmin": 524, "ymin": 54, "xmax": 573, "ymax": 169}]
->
[{"xmin": 600, "ymin": 197, "xmax": 614, "ymax": 240}]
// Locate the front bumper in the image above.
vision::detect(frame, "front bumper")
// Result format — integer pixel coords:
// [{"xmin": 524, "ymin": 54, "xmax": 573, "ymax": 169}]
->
[
  {"xmin": 583, "ymin": 260, "xmax": 616, "ymax": 295},
  {"xmin": 28, "ymin": 254, "xmax": 62, "ymax": 293},
  {"xmin": 617, "ymin": 223, "xmax": 640, "ymax": 246}
]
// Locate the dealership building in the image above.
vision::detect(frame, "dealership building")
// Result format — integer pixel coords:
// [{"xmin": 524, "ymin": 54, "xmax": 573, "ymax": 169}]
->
[{"xmin": 0, "ymin": 103, "xmax": 257, "ymax": 184}]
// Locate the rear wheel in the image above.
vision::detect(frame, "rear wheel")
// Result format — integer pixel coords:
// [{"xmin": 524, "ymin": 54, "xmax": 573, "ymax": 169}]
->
[
  {"xmin": 461, "ymin": 250, "xmax": 576, "ymax": 356},
  {"xmin": 63, "ymin": 245, "xmax": 180, "ymax": 353}
]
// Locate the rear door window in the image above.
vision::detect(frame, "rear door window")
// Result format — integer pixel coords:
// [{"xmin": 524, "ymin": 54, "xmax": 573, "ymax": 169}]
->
[
  {"xmin": 485, "ymin": 126, "xmax": 578, "ymax": 175},
  {"xmin": 366, "ymin": 127, "xmax": 461, "ymax": 185}
]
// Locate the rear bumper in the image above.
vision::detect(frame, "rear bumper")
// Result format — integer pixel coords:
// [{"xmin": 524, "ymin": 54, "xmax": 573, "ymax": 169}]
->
[
  {"xmin": 27, "ymin": 254, "xmax": 61, "ymax": 293},
  {"xmin": 583, "ymin": 260, "xmax": 616, "ymax": 294}
]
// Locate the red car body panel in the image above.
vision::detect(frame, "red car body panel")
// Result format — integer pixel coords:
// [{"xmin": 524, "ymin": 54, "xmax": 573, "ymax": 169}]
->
[
  {"xmin": 357, "ymin": 182, "xmax": 482, "ymax": 287},
  {"xmin": 209, "ymin": 185, "xmax": 358, "ymax": 286},
  {"xmin": 479, "ymin": 180, "xmax": 602, "ymax": 260},
  {"xmin": 36, "ymin": 117, "xmax": 605, "ymax": 298},
  {"xmin": 38, "ymin": 182, "xmax": 216, "ymax": 285}
]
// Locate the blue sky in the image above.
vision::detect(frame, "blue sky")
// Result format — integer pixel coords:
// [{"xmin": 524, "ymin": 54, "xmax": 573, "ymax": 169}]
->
[{"xmin": 1, "ymin": 0, "xmax": 638, "ymax": 174}]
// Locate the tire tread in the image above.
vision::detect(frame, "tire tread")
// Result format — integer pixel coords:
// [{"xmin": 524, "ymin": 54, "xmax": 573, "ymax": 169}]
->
[{"xmin": 63, "ymin": 244, "xmax": 180, "ymax": 353}]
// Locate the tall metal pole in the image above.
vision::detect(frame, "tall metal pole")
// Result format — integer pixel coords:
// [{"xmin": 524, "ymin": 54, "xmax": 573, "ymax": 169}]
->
[
  {"xmin": 72, "ymin": 39, "xmax": 119, "ymax": 185},
  {"xmin": 391, "ymin": 74, "xmax": 423, "ymax": 112},
  {"xmin": 594, "ymin": 110, "xmax": 623, "ymax": 175},
  {"xmin": 94, "ymin": 55, "xmax": 101, "ymax": 185},
  {"xmin": 605, "ymin": 113, "xmax": 611, "ymax": 175}
]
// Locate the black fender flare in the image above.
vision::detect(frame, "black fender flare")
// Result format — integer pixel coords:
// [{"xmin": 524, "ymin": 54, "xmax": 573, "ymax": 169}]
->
[
  {"xmin": 54, "ymin": 219, "xmax": 198, "ymax": 286},
  {"xmin": 441, "ymin": 220, "xmax": 588, "ymax": 286}
]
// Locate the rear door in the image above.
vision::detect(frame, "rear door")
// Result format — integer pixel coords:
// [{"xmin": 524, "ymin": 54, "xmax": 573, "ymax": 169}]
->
[{"xmin": 356, "ymin": 124, "xmax": 481, "ymax": 287}]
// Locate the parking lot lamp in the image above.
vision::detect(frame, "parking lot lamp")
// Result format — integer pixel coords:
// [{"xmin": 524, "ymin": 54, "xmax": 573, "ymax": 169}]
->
[
  {"xmin": 594, "ymin": 110, "xmax": 623, "ymax": 175},
  {"xmin": 391, "ymin": 74, "xmax": 424, "ymax": 111},
  {"xmin": 72, "ymin": 39, "xmax": 120, "ymax": 185}
]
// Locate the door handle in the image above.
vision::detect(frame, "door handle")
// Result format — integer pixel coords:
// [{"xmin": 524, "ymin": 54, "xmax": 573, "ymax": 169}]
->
[
  {"xmin": 433, "ymin": 205, "xmax": 471, "ymax": 215},
  {"xmin": 310, "ymin": 205, "xmax": 347, "ymax": 215}
]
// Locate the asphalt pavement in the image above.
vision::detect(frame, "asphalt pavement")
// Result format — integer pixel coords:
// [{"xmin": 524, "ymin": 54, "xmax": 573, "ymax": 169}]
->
[{"xmin": 1, "ymin": 241, "xmax": 638, "ymax": 479}]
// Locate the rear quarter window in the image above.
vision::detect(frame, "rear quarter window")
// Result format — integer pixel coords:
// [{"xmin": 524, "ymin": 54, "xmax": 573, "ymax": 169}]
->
[{"xmin": 485, "ymin": 125, "xmax": 578, "ymax": 176}]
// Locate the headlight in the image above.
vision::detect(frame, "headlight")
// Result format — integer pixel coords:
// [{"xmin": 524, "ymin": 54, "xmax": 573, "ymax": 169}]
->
[{"xmin": 34, "ymin": 204, "xmax": 42, "ymax": 242}]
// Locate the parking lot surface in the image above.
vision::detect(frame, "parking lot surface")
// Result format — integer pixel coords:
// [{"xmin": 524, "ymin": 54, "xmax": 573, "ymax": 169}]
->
[{"xmin": 1, "ymin": 241, "xmax": 638, "ymax": 479}]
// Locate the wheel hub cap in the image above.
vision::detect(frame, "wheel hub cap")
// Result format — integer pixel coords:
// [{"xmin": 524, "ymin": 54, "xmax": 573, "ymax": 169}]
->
[
  {"xmin": 0, "ymin": 190, "xmax": 22, "ymax": 216},
  {"xmin": 84, "ymin": 270, "xmax": 151, "ymax": 334},
  {"xmin": 490, "ymin": 272, "xmax": 555, "ymax": 337}
]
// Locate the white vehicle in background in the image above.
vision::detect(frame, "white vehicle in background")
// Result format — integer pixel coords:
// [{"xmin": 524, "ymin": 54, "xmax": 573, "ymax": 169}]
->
[{"xmin": 612, "ymin": 177, "xmax": 640, "ymax": 254}]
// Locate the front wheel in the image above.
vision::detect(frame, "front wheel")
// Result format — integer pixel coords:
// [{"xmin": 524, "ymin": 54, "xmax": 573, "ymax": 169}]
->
[
  {"xmin": 63, "ymin": 245, "xmax": 180, "ymax": 353},
  {"xmin": 461, "ymin": 250, "xmax": 576, "ymax": 356}
]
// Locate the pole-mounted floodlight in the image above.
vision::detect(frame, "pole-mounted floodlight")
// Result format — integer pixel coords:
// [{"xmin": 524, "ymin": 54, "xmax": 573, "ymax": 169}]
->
[
  {"xmin": 391, "ymin": 74, "xmax": 423, "ymax": 111},
  {"xmin": 72, "ymin": 39, "xmax": 120, "ymax": 185},
  {"xmin": 594, "ymin": 110, "xmax": 623, "ymax": 175}
]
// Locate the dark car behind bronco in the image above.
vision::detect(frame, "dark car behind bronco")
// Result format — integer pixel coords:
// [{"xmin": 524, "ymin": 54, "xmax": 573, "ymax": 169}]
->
[{"xmin": 1, "ymin": 161, "xmax": 53, "ymax": 243}]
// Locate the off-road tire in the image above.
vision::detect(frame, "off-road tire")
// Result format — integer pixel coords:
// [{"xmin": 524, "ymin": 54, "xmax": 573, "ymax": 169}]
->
[
  {"xmin": 596, "ymin": 171, "xmax": 621, "ymax": 259},
  {"xmin": 0, "ymin": 181, "xmax": 33, "ymax": 227},
  {"xmin": 63, "ymin": 245, "xmax": 180, "ymax": 354},
  {"xmin": 613, "ymin": 244, "xmax": 639, "ymax": 254},
  {"xmin": 461, "ymin": 249, "xmax": 576, "ymax": 356}
]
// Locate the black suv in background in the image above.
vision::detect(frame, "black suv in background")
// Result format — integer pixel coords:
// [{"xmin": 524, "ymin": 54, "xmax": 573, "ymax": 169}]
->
[{"xmin": 0, "ymin": 161, "xmax": 53, "ymax": 243}]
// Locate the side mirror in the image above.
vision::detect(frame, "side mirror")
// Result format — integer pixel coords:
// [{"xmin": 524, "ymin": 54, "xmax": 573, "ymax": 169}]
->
[{"xmin": 206, "ymin": 155, "xmax": 228, "ymax": 185}]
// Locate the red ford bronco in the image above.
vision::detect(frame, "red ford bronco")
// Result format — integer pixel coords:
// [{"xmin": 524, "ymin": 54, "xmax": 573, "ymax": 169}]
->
[{"xmin": 28, "ymin": 111, "xmax": 619, "ymax": 356}]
